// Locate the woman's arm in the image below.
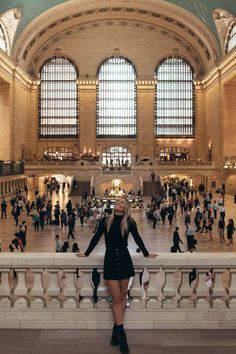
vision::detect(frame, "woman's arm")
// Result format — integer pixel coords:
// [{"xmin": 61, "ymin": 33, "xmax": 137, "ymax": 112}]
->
[
  {"xmin": 84, "ymin": 217, "xmax": 106, "ymax": 256},
  {"xmin": 129, "ymin": 217, "xmax": 149, "ymax": 257}
]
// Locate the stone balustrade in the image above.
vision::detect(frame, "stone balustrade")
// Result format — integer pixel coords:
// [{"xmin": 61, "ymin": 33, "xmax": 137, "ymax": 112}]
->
[{"xmin": 0, "ymin": 253, "xmax": 235, "ymax": 329}]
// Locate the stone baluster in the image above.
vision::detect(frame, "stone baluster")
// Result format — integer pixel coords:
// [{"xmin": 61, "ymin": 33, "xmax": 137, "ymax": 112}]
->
[
  {"xmin": 45, "ymin": 268, "xmax": 61, "ymax": 309},
  {"xmin": 63, "ymin": 269, "xmax": 77, "ymax": 309},
  {"xmin": 228, "ymin": 268, "xmax": 236, "ymax": 308},
  {"xmin": 0, "ymin": 268, "xmax": 11, "ymax": 308},
  {"xmin": 14, "ymin": 268, "xmax": 28, "ymax": 309},
  {"xmin": 195, "ymin": 269, "xmax": 210, "ymax": 309},
  {"xmin": 162, "ymin": 268, "xmax": 178, "ymax": 309},
  {"xmin": 212, "ymin": 268, "xmax": 227, "ymax": 308},
  {"xmin": 146, "ymin": 268, "xmax": 160, "ymax": 309},
  {"xmin": 80, "ymin": 269, "xmax": 94, "ymax": 309},
  {"xmin": 178, "ymin": 268, "xmax": 194, "ymax": 309},
  {"xmin": 96, "ymin": 269, "xmax": 110, "ymax": 309},
  {"xmin": 30, "ymin": 268, "xmax": 45, "ymax": 309},
  {"xmin": 129, "ymin": 271, "xmax": 144, "ymax": 309}
]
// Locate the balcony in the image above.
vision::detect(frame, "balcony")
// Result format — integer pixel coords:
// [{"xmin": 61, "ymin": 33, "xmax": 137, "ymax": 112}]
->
[
  {"xmin": 0, "ymin": 161, "xmax": 24, "ymax": 176},
  {"xmin": 0, "ymin": 253, "xmax": 235, "ymax": 329}
]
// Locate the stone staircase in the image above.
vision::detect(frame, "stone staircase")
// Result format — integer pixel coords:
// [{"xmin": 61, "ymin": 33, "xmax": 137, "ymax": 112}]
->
[
  {"xmin": 143, "ymin": 179, "xmax": 162, "ymax": 196},
  {"xmin": 70, "ymin": 180, "xmax": 90, "ymax": 196}
]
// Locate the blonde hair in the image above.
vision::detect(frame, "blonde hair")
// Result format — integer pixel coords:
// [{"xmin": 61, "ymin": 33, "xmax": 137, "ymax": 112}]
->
[{"xmin": 106, "ymin": 197, "xmax": 131, "ymax": 237}]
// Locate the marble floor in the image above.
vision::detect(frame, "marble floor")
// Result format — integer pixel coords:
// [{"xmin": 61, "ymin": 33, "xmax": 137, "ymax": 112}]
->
[
  {"xmin": 0, "ymin": 188, "xmax": 236, "ymax": 254},
  {"xmin": 0, "ymin": 329, "xmax": 235, "ymax": 354}
]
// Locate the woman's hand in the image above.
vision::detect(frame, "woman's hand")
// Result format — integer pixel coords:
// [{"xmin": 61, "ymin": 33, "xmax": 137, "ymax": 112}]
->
[
  {"xmin": 147, "ymin": 253, "xmax": 158, "ymax": 258},
  {"xmin": 76, "ymin": 253, "xmax": 86, "ymax": 257}
]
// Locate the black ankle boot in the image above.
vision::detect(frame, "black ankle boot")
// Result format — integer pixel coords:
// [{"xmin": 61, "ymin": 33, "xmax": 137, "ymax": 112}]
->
[
  {"xmin": 118, "ymin": 327, "xmax": 130, "ymax": 354},
  {"xmin": 110, "ymin": 324, "xmax": 119, "ymax": 346}
]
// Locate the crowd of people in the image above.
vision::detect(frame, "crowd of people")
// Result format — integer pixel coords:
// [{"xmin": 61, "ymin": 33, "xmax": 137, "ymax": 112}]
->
[
  {"xmin": 145, "ymin": 177, "xmax": 233, "ymax": 252},
  {"xmin": 0, "ymin": 175, "xmax": 234, "ymax": 256},
  {"xmin": 1, "ymin": 186, "xmax": 121, "ymax": 252}
]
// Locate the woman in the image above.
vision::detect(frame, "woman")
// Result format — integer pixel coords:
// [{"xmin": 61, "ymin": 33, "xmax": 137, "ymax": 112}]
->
[
  {"xmin": 207, "ymin": 216, "xmax": 214, "ymax": 241},
  {"xmin": 78, "ymin": 197, "xmax": 156, "ymax": 354}
]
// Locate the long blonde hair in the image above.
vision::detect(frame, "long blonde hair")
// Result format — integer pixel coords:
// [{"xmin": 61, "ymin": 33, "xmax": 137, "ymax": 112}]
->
[{"xmin": 106, "ymin": 197, "xmax": 131, "ymax": 237}]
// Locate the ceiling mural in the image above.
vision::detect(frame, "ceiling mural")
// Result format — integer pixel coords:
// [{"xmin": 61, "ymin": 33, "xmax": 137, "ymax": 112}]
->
[{"xmin": 0, "ymin": 0, "xmax": 236, "ymax": 41}]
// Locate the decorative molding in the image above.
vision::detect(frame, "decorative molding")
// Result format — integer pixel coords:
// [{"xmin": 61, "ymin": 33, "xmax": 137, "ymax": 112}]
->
[
  {"xmin": 12, "ymin": 0, "xmax": 220, "ymax": 73},
  {"xmin": 0, "ymin": 8, "xmax": 22, "ymax": 55},
  {"xmin": 213, "ymin": 8, "xmax": 235, "ymax": 54},
  {"xmin": 29, "ymin": 19, "xmax": 205, "ymax": 78}
]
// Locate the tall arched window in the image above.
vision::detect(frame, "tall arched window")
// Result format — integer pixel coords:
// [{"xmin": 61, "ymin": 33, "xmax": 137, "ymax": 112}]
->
[
  {"xmin": 39, "ymin": 56, "xmax": 79, "ymax": 137},
  {"xmin": 97, "ymin": 56, "xmax": 137, "ymax": 137},
  {"xmin": 0, "ymin": 23, "xmax": 7, "ymax": 53},
  {"xmin": 227, "ymin": 23, "xmax": 236, "ymax": 53},
  {"xmin": 155, "ymin": 57, "xmax": 195, "ymax": 137}
]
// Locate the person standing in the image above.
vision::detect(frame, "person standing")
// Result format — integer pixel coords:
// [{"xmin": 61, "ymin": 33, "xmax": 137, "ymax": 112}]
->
[
  {"xmin": 78, "ymin": 197, "xmax": 157, "ymax": 354},
  {"xmin": 226, "ymin": 219, "xmax": 234, "ymax": 246},
  {"xmin": 1, "ymin": 197, "xmax": 7, "ymax": 218},
  {"xmin": 39, "ymin": 208, "xmax": 47, "ymax": 231},
  {"xmin": 79, "ymin": 206, "xmax": 85, "ymax": 227},
  {"xmin": 12, "ymin": 203, "xmax": 20, "ymax": 226},
  {"xmin": 151, "ymin": 171, "xmax": 155, "ymax": 182},
  {"xmin": 32, "ymin": 207, "xmax": 40, "ymax": 232},
  {"xmin": 60, "ymin": 209, "xmax": 67, "ymax": 229},
  {"xmin": 218, "ymin": 217, "xmax": 225, "ymax": 243},
  {"xmin": 55, "ymin": 234, "xmax": 62, "ymax": 253}
]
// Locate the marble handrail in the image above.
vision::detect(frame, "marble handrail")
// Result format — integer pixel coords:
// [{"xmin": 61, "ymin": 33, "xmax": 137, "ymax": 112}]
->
[{"xmin": 0, "ymin": 253, "xmax": 235, "ymax": 329}]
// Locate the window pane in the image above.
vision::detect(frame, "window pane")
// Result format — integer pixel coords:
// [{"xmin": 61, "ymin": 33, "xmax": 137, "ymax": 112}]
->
[
  {"xmin": 39, "ymin": 57, "xmax": 79, "ymax": 137},
  {"xmin": 227, "ymin": 24, "xmax": 236, "ymax": 53},
  {"xmin": 155, "ymin": 57, "xmax": 195, "ymax": 137},
  {"xmin": 0, "ymin": 24, "xmax": 7, "ymax": 52},
  {"xmin": 97, "ymin": 57, "xmax": 137, "ymax": 137}
]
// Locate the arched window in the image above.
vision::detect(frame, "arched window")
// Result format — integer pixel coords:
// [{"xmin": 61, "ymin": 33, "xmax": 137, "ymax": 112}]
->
[
  {"xmin": 155, "ymin": 57, "xmax": 195, "ymax": 137},
  {"xmin": 97, "ymin": 56, "xmax": 137, "ymax": 137},
  {"xmin": 39, "ymin": 56, "xmax": 79, "ymax": 137},
  {"xmin": 0, "ymin": 23, "xmax": 7, "ymax": 53},
  {"xmin": 102, "ymin": 146, "xmax": 131, "ymax": 166},
  {"xmin": 227, "ymin": 23, "xmax": 236, "ymax": 53}
]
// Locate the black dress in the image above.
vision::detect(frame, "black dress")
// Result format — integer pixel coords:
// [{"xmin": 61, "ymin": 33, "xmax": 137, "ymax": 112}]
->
[{"xmin": 84, "ymin": 215, "xmax": 149, "ymax": 280}]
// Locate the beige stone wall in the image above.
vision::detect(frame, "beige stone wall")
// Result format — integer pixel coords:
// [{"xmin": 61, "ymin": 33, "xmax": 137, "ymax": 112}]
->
[{"xmin": 0, "ymin": 79, "xmax": 11, "ymax": 160}]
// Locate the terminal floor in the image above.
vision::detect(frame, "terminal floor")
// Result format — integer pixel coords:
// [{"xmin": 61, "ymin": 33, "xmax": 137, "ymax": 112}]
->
[
  {"xmin": 0, "ymin": 189, "xmax": 236, "ymax": 253},
  {"xmin": 0, "ymin": 329, "xmax": 235, "ymax": 354}
]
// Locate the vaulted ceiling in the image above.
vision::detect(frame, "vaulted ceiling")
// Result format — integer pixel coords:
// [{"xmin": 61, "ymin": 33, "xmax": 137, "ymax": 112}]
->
[
  {"xmin": 1, "ymin": 0, "xmax": 236, "ymax": 39},
  {"xmin": 1, "ymin": 0, "xmax": 236, "ymax": 76}
]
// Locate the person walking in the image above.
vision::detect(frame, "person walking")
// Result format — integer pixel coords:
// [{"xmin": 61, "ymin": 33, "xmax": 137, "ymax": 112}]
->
[
  {"xmin": 78, "ymin": 197, "xmax": 157, "ymax": 354},
  {"xmin": 67, "ymin": 214, "xmax": 75, "ymax": 240},
  {"xmin": 172, "ymin": 226, "xmax": 183, "ymax": 253}
]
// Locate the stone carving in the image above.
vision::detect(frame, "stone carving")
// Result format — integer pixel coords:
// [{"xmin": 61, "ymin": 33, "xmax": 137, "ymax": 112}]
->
[
  {"xmin": 213, "ymin": 8, "xmax": 235, "ymax": 53},
  {"xmin": 0, "ymin": 8, "xmax": 22, "ymax": 53}
]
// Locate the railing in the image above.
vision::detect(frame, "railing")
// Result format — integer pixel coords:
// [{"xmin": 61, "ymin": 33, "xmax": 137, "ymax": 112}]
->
[
  {"xmin": 0, "ymin": 253, "xmax": 236, "ymax": 329},
  {"xmin": 25, "ymin": 160, "xmax": 100, "ymax": 165},
  {"xmin": 0, "ymin": 161, "xmax": 24, "ymax": 176},
  {"xmin": 135, "ymin": 161, "xmax": 215, "ymax": 167},
  {"xmin": 102, "ymin": 168, "xmax": 131, "ymax": 175}
]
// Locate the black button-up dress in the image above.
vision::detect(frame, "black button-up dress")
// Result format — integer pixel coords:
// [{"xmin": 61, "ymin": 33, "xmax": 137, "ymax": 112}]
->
[{"xmin": 84, "ymin": 215, "xmax": 149, "ymax": 280}]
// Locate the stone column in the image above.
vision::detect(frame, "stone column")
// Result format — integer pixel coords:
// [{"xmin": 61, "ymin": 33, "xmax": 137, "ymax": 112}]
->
[
  {"xmin": 212, "ymin": 268, "xmax": 227, "ymax": 309},
  {"xmin": 78, "ymin": 80, "xmax": 97, "ymax": 155},
  {"xmin": 136, "ymin": 80, "xmax": 156, "ymax": 160}
]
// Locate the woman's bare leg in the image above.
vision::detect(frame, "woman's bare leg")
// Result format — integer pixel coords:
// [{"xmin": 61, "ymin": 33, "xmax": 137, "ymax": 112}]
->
[
  {"xmin": 120, "ymin": 279, "xmax": 130, "ymax": 315},
  {"xmin": 106, "ymin": 280, "xmax": 123, "ymax": 325}
]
